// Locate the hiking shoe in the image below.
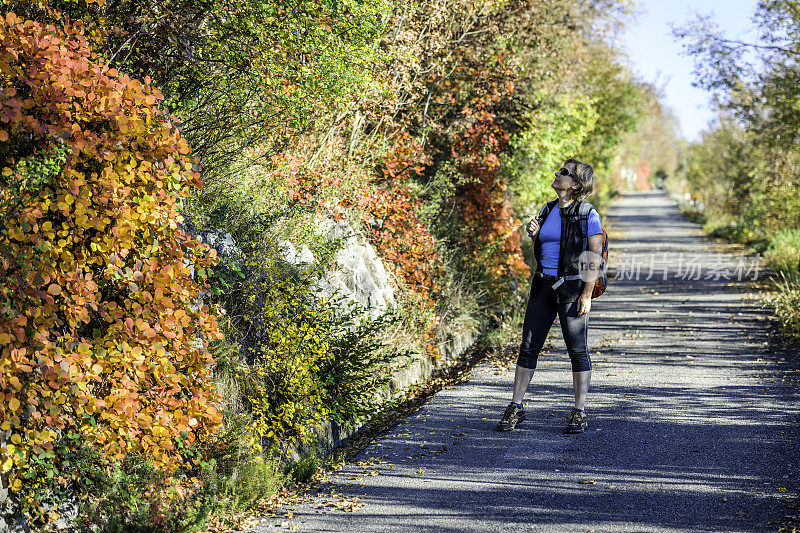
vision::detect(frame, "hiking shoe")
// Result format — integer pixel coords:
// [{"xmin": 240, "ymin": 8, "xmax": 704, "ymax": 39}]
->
[
  {"xmin": 564, "ymin": 408, "xmax": 588, "ymax": 434},
  {"xmin": 497, "ymin": 403, "xmax": 526, "ymax": 431}
]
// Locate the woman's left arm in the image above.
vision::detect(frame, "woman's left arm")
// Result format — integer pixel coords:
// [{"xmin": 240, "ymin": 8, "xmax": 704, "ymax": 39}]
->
[{"xmin": 576, "ymin": 233, "xmax": 604, "ymax": 316}]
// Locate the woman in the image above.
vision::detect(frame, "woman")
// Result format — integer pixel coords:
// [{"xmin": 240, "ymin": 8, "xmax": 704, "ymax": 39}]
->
[{"xmin": 497, "ymin": 158, "xmax": 604, "ymax": 434}]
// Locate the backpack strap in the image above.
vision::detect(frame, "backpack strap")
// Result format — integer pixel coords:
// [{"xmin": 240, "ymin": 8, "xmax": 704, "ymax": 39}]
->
[
  {"xmin": 578, "ymin": 201, "xmax": 594, "ymax": 252},
  {"xmin": 538, "ymin": 200, "xmax": 559, "ymax": 225},
  {"xmin": 550, "ymin": 274, "xmax": 582, "ymax": 289}
]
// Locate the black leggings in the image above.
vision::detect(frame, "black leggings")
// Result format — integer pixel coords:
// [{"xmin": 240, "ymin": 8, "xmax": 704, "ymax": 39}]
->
[{"xmin": 517, "ymin": 275, "xmax": 592, "ymax": 372}]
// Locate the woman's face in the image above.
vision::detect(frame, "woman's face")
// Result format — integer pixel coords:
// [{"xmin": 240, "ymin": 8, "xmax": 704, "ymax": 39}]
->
[{"xmin": 552, "ymin": 163, "xmax": 580, "ymax": 193}]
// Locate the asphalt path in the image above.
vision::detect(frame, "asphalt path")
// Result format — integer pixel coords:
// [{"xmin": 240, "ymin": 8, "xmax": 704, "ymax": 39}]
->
[{"xmin": 252, "ymin": 191, "xmax": 800, "ymax": 533}]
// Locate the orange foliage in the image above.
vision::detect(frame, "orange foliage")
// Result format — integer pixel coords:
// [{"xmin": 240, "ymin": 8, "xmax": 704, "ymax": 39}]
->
[
  {"xmin": 452, "ymin": 86, "xmax": 530, "ymax": 288},
  {"xmin": 279, "ymin": 147, "xmax": 444, "ymax": 356},
  {"xmin": 354, "ymin": 184, "xmax": 444, "ymax": 298},
  {"xmin": 635, "ymin": 158, "xmax": 652, "ymax": 191},
  {"xmin": 0, "ymin": 13, "xmax": 222, "ymax": 493},
  {"xmin": 382, "ymin": 131, "xmax": 432, "ymax": 180},
  {"xmin": 355, "ymin": 183, "xmax": 443, "ymax": 355}
]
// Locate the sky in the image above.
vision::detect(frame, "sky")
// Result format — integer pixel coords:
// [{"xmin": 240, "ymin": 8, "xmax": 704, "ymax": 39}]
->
[{"xmin": 621, "ymin": 0, "xmax": 760, "ymax": 142}]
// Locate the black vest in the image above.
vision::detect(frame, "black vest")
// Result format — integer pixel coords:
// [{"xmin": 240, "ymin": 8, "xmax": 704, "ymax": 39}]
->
[{"xmin": 532, "ymin": 199, "xmax": 588, "ymax": 302}]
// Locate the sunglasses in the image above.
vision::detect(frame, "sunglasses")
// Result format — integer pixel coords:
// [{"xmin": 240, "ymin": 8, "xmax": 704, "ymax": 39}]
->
[{"xmin": 557, "ymin": 167, "xmax": 576, "ymax": 179}]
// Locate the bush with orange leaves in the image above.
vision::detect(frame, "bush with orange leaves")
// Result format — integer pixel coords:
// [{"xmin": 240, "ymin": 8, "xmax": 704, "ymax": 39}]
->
[
  {"xmin": 452, "ymin": 90, "xmax": 530, "ymax": 299},
  {"xmin": 0, "ymin": 12, "xmax": 222, "ymax": 515}
]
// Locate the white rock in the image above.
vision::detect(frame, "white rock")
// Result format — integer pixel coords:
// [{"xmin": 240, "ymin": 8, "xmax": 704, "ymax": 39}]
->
[
  {"xmin": 296, "ymin": 245, "xmax": 315, "ymax": 264},
  {"xmin": 277, "ymin": 240, "xmax": 297, "ymax": 263},
  {"xmin": 205, "ymin": 230, "xmax": 239, "ymax": 257},
  {"xmin": 309, "ymin": 216, "xmax": 396, "ymax": 318}
]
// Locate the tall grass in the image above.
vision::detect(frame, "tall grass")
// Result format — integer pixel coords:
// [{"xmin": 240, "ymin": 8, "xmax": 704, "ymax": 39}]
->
[
  {"xmin": 768, "ymin": 272, "xmax": 800, "ymax": 341},
  {"xmin": 763, "ymin": 229, "xmax": 800, "ymax": 277},
  {"xmin": 762, "ymin": 230, "xmax": 800, "ymax": 341}
]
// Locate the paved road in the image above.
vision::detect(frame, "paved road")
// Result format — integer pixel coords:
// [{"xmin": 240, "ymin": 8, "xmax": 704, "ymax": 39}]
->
[{"xmin": 253, "ymin": 191, "xmax": 800, "ymax": 533}]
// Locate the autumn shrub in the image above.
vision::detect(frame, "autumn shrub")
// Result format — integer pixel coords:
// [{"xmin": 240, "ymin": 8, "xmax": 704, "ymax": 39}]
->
[
  {"xmin": 189, "ymin": 150, "xmax": 365, "ymax": 271},
  {"xmin": 9, "ymin": 0, "xmax": 392, "ymax": 178},
  {"xmin": 763, "ymin": 229, "xmax": 800, "ymax": 278},
  {"xmin": 197, "ymin": 140, "xmax": 446, "ymax": 359},
  {"xmin": 212, "ymin": 256, "xmax": 333, "ymax": 454},
  {"xmin": 318, "ymin": 299, "xmax": 411, "ymax": 427},
  {"xmin": 184, "ymin": 413, "xmax": 285, "ymax": 524},
  {"xmin": 199, "ymin": 442, "xmax": 284, "ymax": 519},
  {"xmin": 72, "ymin": 446, "xmax": 216, "ymax": 533},
  {"xmin": 61, "ymin": 429, "xmax": 275, "ymax": 533},
  {"xmin": 287, "ymin": 450, "xmax": 320, "ymax": 484},
  {"xmin": 707, "ymin": 220, "xmax": 767, "ymax": 249},
  {"xmin": 346, "ymin": 182, "xmax": 444, "ymax": 355},
  {"xmin": 210, "ymin": 251, "xmax": 408, "ymax": 456},
  {"xmin": 451, "ymin": 97, "xmax": 530, "ymax": 302},
  {"xmin": 768, "ymin": 273, "xmax": 800, "ymax": 341},
  {"xmin": 0, "ymin": 13, "xmax": 222, "ymax": 521},
  {"xmin": 503, "ymin": 93, "xmax": 600, "ymax": 212}
]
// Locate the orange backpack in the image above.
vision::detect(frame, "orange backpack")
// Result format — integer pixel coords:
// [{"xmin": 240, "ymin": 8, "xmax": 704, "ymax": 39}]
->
[{"xmin": 577, "ymin": 202, "xmax": 608, "ymax": 298}]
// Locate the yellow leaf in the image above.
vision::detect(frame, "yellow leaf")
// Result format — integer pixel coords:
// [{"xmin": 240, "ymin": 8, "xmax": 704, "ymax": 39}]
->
[
  {"xmin": 8, "ymin": 398, "xmax": 20, "ymax": 412},
  {"xmin": 0, "ymin": 61, "xmax": 15, "ymax": 77}
]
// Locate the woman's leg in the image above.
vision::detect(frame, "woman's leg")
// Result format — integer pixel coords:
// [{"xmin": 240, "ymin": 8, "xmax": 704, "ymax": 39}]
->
[
  {"xmin": 558, "ymin": 300, "xmax": 592, "ymax": 410},
  {"xmin": 572, "ymin": 370, "xmax": 591, "ymax": 411},
  {"xmin": 511, "ymin": 366, "xmax": 535, "ymax": 405},
  {"xmin": 513, "ymin": 279, "xmax": 558, "ymax": 403}
]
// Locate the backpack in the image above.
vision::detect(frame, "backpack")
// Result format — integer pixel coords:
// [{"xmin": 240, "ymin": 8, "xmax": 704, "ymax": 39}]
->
[{"xmin": 577, "ymin": 202, "xmax": 609, "ymax": 298}]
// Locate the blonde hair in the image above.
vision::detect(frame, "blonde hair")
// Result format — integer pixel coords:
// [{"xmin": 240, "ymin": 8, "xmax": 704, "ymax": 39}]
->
[{"xmin": 565, "ymin": 158, "xmax": 594, "ymax": 200}]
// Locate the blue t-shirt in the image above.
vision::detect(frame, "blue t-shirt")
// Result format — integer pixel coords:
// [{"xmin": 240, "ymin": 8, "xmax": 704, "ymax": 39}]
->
[{"xmin": 538, "ymin": 203, "xmax": 603, "ymax": 276}]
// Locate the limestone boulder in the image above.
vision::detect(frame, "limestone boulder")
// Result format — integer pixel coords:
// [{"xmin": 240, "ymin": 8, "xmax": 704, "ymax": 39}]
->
[{"xmin": 310, "ymin": 216, "xmax": 395, "ymax": 319}]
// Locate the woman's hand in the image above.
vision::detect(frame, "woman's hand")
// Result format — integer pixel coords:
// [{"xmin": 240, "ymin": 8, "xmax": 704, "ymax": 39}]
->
[
  {"xmin": 576, "ymin": 294, "xmax": 592, "ymax": 316},
  {"xmin": 526, "ymin": 217, "xmax": 540, "ymax": 238}
]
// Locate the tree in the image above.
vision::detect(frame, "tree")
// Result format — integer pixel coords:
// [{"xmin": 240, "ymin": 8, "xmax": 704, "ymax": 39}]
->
[{"xmin": 673, "ymin": 0, "xmax": 800, "ymax": 232}]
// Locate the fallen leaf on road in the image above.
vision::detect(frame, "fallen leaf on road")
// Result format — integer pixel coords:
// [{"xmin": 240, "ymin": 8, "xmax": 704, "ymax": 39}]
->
[
  {"xmin": 578, "ymin": 480, "xmax": 596, "ymax": 485},
  {"xmin": 331, "ymin": 497, "xmax": 365, "ymax": 512}
]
